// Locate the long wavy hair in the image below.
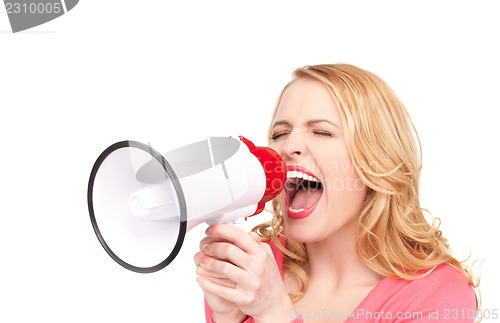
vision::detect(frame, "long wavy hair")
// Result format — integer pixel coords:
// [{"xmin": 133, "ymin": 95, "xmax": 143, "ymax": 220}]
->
[{"xmin": 253, "ymin": 64, "xmax": 479, "ymax": 306}]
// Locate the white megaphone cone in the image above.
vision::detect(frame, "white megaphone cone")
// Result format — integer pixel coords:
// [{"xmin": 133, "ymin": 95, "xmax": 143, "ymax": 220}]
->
[{"xmin": 87, "ymin": 136, "xmax": 285, "ymax": 273}]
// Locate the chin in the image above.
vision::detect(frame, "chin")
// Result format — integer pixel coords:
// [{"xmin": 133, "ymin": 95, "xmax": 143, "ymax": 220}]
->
[{"xmin": 283, "ymin": 205, "xmax": 325, "ymax": 243}]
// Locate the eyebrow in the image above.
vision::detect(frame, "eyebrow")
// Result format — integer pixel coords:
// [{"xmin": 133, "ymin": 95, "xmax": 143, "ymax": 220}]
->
[{"xmin": 272, "ymin": 119, "xmax": 341, "ymax": 129}]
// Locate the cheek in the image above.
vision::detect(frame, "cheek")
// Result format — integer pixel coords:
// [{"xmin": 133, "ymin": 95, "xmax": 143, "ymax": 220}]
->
[
  {"xmin": 269, "ymin": 141, "xmax": 282, "ymax": 154},
  {"xmin": 323, "ymin": 157, "xmax": 367, "ymax": 205},
  {"xmin": 322, "ymin": 156, "xmax": 362, "ymax": 190},
  {"xmin": 345, "ymin": 169, "xmax": 366, "ymax": 194},
  {"xmin": 330, "ymin": 171, "xmax": 367, "ymax": 216}
]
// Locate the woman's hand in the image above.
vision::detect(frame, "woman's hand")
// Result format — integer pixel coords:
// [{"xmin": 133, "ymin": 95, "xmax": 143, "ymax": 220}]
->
[
  {"xmin": 194, "ymin": 227, "xmax": 253, "ymax": 322},
  {"xmin": 194, "ymin": 224, "xmax": 295, "ymax": 323}
]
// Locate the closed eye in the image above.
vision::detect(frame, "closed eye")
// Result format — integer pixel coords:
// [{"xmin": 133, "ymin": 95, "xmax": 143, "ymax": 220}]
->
[
  {"xmin": 312, "ymin": 130, "xmax": 333, "ymax": 137},
  {"xmin": 271, "ymin": 131, "xmax": 290, "ymax": 141}
]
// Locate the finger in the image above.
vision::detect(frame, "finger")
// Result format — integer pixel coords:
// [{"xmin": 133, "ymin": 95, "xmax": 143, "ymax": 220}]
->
[
  {"xmin": 199, "ymin": 236, "xmax": 221, "ymax": 251},
  {"xmin": 199, "ymin": 235, "xmax": 234, "ymax": 251},
  {"xmin": 196, "ymin": 266, "xmax": 237, "ymax": 288},
  {"xmin": 249, "ymin": 231, "xmax": 261, "ymax": 243},
  {"xmin": 203, "ymin": 241, "xmax": 249, "ymax": 268},
  {"xmin": 205, "ymin": 224, "xmax": 261, "ymax": 254},
  {"xmin": 195, "ymin": 252, "xmax": 228, "ymax": 279},
  {"xmin": 196, "ymin": 275, "xmax": 241, "ymax": 304},
  {"xmin": 194, "ymin": 251, "xmax": 210, "ymax": 267},
  {"xmin": 198, "ymin": 253, "xmax": 247, "ymax": 284}
]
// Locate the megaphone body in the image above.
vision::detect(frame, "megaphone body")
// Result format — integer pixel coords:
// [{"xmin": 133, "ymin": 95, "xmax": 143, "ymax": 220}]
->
[{"xmin": 88, "ymin": 136, "xmax": 285, "ymax": 273}]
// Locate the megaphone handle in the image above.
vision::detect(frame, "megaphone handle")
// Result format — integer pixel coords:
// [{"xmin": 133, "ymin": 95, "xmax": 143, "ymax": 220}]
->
[{"xmin": 205, "ymin": 215, "xmax": 224, "ymax": 225}]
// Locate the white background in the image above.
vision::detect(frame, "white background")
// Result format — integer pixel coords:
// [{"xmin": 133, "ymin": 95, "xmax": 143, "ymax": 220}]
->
[{"xmin": 1, "ymin": 1, "xmax": 499, "ymax": 322}]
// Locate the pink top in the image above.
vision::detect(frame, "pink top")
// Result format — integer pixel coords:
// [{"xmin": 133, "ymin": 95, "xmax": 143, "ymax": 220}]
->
[{"xmin": 204, "ymin": 238, "xmax": 476, "ymax": 322}]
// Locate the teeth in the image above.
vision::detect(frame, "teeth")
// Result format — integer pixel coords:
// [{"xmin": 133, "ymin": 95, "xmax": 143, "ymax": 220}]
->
[{"xmin": 286, "ymin": 170, "xmax": 319, "ymax": 182}]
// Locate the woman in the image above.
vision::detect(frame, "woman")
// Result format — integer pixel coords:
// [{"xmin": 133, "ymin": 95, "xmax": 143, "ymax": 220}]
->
[{"xmin": 194, "ymin": 64, "xmax": 478, "ymax": 322}]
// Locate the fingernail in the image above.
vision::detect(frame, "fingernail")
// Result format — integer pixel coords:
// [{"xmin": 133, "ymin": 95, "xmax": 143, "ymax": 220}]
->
[{"xmin": 203, "ymin": 243, "xmax": 210, "ymax": 253}]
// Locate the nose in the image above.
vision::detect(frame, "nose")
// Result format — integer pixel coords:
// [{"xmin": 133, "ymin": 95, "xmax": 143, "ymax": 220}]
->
[{"xmin": 279, "ymin": 131, "xmax": 306, "ymax": 161}]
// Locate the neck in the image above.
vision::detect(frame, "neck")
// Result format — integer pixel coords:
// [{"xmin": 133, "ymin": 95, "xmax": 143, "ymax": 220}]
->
[{"xmin": 305, "ymin": 221, "xmax": 380, "ymax": 290}]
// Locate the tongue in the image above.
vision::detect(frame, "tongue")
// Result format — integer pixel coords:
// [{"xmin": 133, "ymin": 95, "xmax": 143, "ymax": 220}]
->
[{"xmin": 291, "ymin": 189, "xmax": 322, "ymax": 210}]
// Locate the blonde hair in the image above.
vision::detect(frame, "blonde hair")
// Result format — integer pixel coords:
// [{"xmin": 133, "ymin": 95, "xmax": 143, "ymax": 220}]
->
[{"xmin": 253, "ymin": 63, "xmax": 479, "ymax": 306}]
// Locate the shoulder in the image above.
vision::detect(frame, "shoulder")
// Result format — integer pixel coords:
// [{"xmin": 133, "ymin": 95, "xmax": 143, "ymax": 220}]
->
[
  {"xmin": 406, "ymin": 264, "xmax": 475, "ymax": 306},
  {"xmin": 355, "ymin": 264, "xmax": 476, "ymax": 322},
  {"xmin": 400, "ymin": 264, "xmax": 477, "ymax": 321},
  {"xmin": 416, "ymin": 265, "xmax": 476, "ymax": 311}
]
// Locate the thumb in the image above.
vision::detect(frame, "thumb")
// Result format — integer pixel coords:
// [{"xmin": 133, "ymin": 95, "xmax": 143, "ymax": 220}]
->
[
  {"xmin": 248, "ymin": 231, "xmax": 261, "ymax": 243},
  {"xmin": 248, "ymin": 232, "xmax": 274, "ymax": 256}
]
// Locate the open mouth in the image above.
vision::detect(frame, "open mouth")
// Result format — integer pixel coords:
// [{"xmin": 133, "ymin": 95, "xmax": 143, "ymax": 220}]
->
[{"xmin": 285, "ymin": 166, "xmax": 323, "ymax": 219}]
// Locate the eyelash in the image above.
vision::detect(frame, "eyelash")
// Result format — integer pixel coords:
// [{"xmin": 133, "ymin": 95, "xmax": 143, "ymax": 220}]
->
[
  {"xmin": 271, "ymin": 131, "xmax": 288, "ymax": 140},
  {"xmin": 271, "ymin": 130, "xmax": 333, "ymax": 140},
  {"xmin": 313, "ymin": 130, "xmax": 333, "ymax": 137}
]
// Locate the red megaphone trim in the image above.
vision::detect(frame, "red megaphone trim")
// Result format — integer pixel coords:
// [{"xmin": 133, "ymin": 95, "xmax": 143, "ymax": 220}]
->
[{"xmin": 239, "ymin": 136, "xmax": 286, "ymax": 215}]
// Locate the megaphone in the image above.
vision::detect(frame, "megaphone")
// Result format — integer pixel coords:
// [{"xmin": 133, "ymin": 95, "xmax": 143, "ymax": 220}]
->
[{"xmin": 87, "ymin": 136, "xmax": 286, "ymax": 273}]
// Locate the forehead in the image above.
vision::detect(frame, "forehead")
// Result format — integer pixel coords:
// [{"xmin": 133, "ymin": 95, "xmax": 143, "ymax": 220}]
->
[{"xmin": 274, "ymin": 78, "xmax": 340, "ymax": 122}]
